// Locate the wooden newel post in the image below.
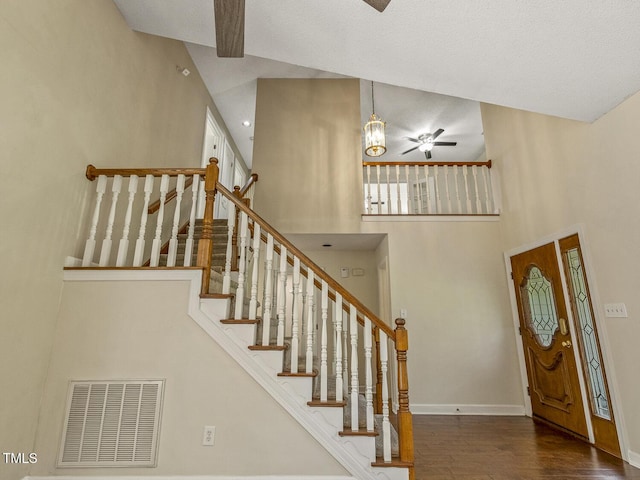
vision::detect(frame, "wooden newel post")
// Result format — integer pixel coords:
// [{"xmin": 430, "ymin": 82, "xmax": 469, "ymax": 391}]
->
[
  {"xmin": 395, "ymin": 318, "xmax": 414, "ymax": 474},
  {"xmin": 197, "ymin": 158, "xmax": 219, "ymax": 295}
]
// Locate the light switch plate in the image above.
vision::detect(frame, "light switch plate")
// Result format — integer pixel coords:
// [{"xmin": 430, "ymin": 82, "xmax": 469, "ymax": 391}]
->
[{"xmin": 604, "ymin": 303, "xmax": 628, "ymax": 318}]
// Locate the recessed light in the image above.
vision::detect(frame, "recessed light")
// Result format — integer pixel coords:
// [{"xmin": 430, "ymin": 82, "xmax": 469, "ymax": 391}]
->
[{"xmin": 242, "ymin": 120, "xmax": 252, "ymax": 127}]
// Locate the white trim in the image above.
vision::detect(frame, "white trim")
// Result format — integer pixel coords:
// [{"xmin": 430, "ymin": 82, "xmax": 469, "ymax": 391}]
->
[
  {"xmin": 63, "ymin": 269, "xmax": 201, "ymax": 282},
  {"xmin": 23, "ymin": 476, "xmax": 354, "ymax": 480},
  {"xmin": 362, "ymin": 214, "xmax": 499, "ymax": 222},
  {"xmin": 411, "ymin": 404, "xmax": 525, "ymax": 416},
  {"xmin": 628, "ymin": 450, "xmax": 640, "ymax": 469}
]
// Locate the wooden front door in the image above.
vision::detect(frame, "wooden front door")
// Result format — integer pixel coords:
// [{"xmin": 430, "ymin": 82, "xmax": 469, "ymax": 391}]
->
[{"xmin": 511, "ymin": 242, "xmax": 589, "ymax": 439}]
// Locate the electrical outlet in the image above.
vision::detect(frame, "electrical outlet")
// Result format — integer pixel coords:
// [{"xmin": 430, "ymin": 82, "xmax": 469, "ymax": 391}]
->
[
  {"xmin": 202, "ymin": 426, "xmax": 215, "ymax": 446},
  {"xmin": 604, "ymin": 303, "xmax": 628, "ymax": 318}
]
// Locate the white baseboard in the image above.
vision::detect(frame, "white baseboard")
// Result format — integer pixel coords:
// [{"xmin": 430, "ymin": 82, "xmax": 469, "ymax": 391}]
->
[
  {"xmin": 629, "ymin": 450, "xmax": 640, "ymax": 469},
  {"xmin": 411, "ymin": 403, "xmax": 525, "ymax": 416},
  {"xmin": 24, "ymin": 476, "xmax": 354, "ymax": 480}
]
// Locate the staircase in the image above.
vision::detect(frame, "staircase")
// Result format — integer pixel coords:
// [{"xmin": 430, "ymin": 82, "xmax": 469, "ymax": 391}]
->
[{"xmin": 77, "ymin": 161, "xmax": 415, "ymax": 480}]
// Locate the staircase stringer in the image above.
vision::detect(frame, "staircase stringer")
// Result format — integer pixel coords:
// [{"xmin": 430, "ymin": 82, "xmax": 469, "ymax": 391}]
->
[{"xmin": 192, "ymin": 296, "xmax": 407, "ymax": 480}]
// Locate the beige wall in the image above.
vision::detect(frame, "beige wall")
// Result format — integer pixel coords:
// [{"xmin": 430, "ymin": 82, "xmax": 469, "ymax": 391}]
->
[
  {"xmin": 0, "ymin": 1, "xmax": 238, "ymax": 478},
  {"xmin": 252, "ymin": 78, "xmax": 364, "ymax": 234},
  {"xmin": 30, "ymin": 280, "xmax": 346, "ymax": 477},
  {"xmin": 481, "ymin": 90, "xmax": 640, "ymax": 456},
  {"xmin": 362, "ymin": 221, "xmax": 523, "ymax": 409}
]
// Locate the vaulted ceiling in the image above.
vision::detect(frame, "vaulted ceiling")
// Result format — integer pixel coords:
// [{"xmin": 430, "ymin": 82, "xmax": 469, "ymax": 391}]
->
[{"xmin": 114, "ymin": 0, "xmax": 640, "ymax": 167}]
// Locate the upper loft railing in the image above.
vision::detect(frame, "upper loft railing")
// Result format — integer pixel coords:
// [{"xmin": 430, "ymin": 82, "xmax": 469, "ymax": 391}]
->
[
  {"xmin": 363, "ymin": 160, "xmax": 497, "ymax": 216},
  {"xmin": 75, "ymin": 158, "xmax": 415, "ymax": 473}
]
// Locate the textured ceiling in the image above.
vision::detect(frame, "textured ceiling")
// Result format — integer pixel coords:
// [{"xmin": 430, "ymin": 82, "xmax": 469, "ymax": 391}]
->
[{"xmin": 113, "ymin": 0, "xmax": 640, "ymax": 167}]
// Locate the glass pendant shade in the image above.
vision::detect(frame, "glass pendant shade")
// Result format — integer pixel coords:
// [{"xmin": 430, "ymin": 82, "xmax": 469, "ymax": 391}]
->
[{"xmin": 364, "ymin": 113, "xmax": 386, "ymax": 157}]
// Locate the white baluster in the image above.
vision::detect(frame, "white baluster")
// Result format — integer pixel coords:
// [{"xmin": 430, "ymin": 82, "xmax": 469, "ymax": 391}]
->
[
  {"xmin": 472, "ymin": 165, "xmax": 482, "ymax": 214},
  {"xmin": 423, "ymin": 165, "xmax": 432, "ymax": 214},
  {"xmin": 350, "ymin": 304, "xmax": 359, "ymax": 431},
  {"xmin": 150, "ymin": 175, "xmax": 169, "ymax": 267},
  {"xmin": 222, "ymin": 203, "xmax": 236, "ymax": 294},
  {"xmin": 320, "ymin": 281, "xmax": 329, "ymax": 402},
  {"xmin": 434, "ymin": 165, "xmax": 440, "ymax": 214},
  {"xmin": 83, "ymin": 175, "xmax": 108, "ymax": 266},
  {"xmin": 248, "ymin": 224, "xmax": 261, "ymax": 320},
  {"xmin": 482, "ymin": 166, "xmax": 491, "ymax": 214},
  {"xmin": 454, "ymin": 165, "xmax": 462, "ymax": 213},
  {"xmin": 342, "ymin": 307, "xmax": 349, "ymax": 399},
  {"xmin": 364, "ymin": 317, "xmax": 374, "ymax": 432},
  {"xmin": 396, "ymin": 164, "xmax": 401, "ymax": 214},
  {"xmin": 334, "ymin": 292, "xmax": 343, "ymax": 402},
  {"xmin": 166, "ymin": 174, "xmax": 185, "ymax": 267},
  {"xmin": 261, "ymin": 235, "xmax": 274, "ymax": 346},
  {"xmin": 275, "ymin": 245, "xmax": 287, "ymax": 346},
  {"xmin": 290, "ymin": 256, "xmax": 301, "ymax": 373},
  {"xmin": 380, "ymin": 331, "xmax": 392, "ymax": 462},
  {"xmin": 99, "ymin": 175, "xmax": 122, "ymax": 266},
  {"xmin": 366, "ymin": 165, "xmax": 372, "ymax": 214},
  {"xmin": 463, "ymin": 165, "xmax": 472, "ymax": 213},
  {"xmin": 376, "ymin": 165, "xmax": 382, "ymax": 215},
  {"xmin": 116, "ymin": 175, "xmax": 138, "ymax": 267},
  {"xmin": 183, "ymin": 174, "xmax": 200, "ymax": 266},
  {"xmin": 414, "ymin": 165, "xmax": 422, "ymax": 214},
  {"xmin": 133, "ymin": 175, "xmax": 154, "ymax": 267},
  {"xmin": 405, "ymin": 165, "xmax": 413, "ymax": 214},
  {"xmin": 385, "ymin": 165, "xmax": 391, "ymax": 214},
  {"xmin": 305, "ymin": 270, "xmax": 315, "ymax": 373},
  {"xmin": 444, "ymin": 165, "xmax": 452, "ymax": 214},
  {"xmin": 234, "ymin": 211, "xmax": 248, "ymax": 320}
]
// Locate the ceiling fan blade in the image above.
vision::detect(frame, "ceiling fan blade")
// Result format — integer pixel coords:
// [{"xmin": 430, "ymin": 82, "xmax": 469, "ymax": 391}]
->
[
  {"xmin": 425, "ymin": 150, "xmax": 432, "ymax": 160},
  {"xmin": 431, "ymin": 128, "xmax": 445, "ymax": 140},
  {"xmin": 433, "ymin": 141, "xmax": 457, "ymax": 146},
  {"xmin": 362, "ymin": 0, "xmax": 391, "ymax": 12},
  {"xmin": 402, "ymin": 146, "xmax": 420, "ymax": 155},
  {"xmin": 214, "ymin": 0, "xmax": 245, "ymax": 58},
  {"xmin": 405, "ymin": 137, "xmax": 421, "ymax": 143}
]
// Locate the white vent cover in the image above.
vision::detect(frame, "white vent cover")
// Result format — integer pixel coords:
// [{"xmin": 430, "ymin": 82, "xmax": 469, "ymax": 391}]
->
[{"xmin": 58, "ymin": 380, "xmax": 164, "ymax": 467}]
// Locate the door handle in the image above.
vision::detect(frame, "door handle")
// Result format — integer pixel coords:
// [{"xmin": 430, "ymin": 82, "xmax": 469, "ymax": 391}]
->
[{"xmin": 562, "ymin": 340, "xmax": 572, "ymax": 348}]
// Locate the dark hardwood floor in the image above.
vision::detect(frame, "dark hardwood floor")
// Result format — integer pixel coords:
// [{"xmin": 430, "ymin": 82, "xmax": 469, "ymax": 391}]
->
[{"xmin": 413, "ymin": 415, "xmax": 640, "ymax": 479}]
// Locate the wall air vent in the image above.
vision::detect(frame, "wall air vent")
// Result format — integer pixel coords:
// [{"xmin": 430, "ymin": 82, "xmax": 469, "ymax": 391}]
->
[{"xmin": 58, "ymin": 380, "xmax": 164, "ymax": 468}]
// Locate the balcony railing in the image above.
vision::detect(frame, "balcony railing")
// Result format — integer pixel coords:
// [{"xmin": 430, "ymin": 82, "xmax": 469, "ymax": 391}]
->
[{"xmin": 363, "ymin": 160, "xmax": 497, "ymax": 216}]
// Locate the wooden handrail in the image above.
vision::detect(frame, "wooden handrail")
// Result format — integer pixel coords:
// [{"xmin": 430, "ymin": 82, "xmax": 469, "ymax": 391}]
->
[
  {"xmin": 147, "ymin": 177, "xmax": 194, "ymax": 215},
  {"xmin": 216, "ymin": 182, "xmax": 396, "ymax": 340},
  {"xmin": 238, "ymin": 173, "xmax": 259, "ymax": 197},
  {"xmin": 362, "ymin": 159, "xmax": 492, "ymax": 168},
  {"xmin": 85, "ymin": 164, "xmax": 206, "ymax": 181}
]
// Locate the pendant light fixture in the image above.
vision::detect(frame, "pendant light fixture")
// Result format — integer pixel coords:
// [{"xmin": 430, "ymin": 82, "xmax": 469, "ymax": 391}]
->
[{"xmin": 363, "ymin": 81, "xmax": 386, "ymax": 157}]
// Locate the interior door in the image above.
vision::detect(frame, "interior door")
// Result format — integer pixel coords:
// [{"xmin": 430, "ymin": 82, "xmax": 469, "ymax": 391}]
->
[{"xmin": 511, "ymin": 242, "xmax": 589, "ymax": 439}]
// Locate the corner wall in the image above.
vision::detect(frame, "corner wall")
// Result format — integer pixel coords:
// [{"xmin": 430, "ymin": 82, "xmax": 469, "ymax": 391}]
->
[
  {"xmin": 481, "ymin": 90, "xmax": 640, "ymax": 458},
  {"xmin": 0, "ymin": 1, "xmax": 233, "ymax": 478}
]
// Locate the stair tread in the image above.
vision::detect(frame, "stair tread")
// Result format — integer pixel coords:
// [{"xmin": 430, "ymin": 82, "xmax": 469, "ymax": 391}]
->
[
  {"xmin": 278, "ymin": 371, "xmax": 317, "ymax": 377},
  {"xmin": 371, "ymin": 458, "xmax": 412, "ymax": 468},
  {"xmin": 248, "ymin": 344, "xmax": 287, "ymax": 351},
  {"xmin": 339, "ymin": 428, "xmax": 378, "ymax": 437},
  {"xmin": 307, "ymin": 399, "xmax": 347, "ymax": 407},
  {"xmin": 221, "ymin": 318, "xmax": 260, "ymax": 324}
]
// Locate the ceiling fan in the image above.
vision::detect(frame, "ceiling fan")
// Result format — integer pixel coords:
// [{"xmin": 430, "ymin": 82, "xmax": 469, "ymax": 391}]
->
[
  {"xmin": 214, "ymin": 0, "xmax": 391, "ymax": 58},
  {"xmin": 401, "ymin": 129, "xmax": 457, "ymax": 159}
]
